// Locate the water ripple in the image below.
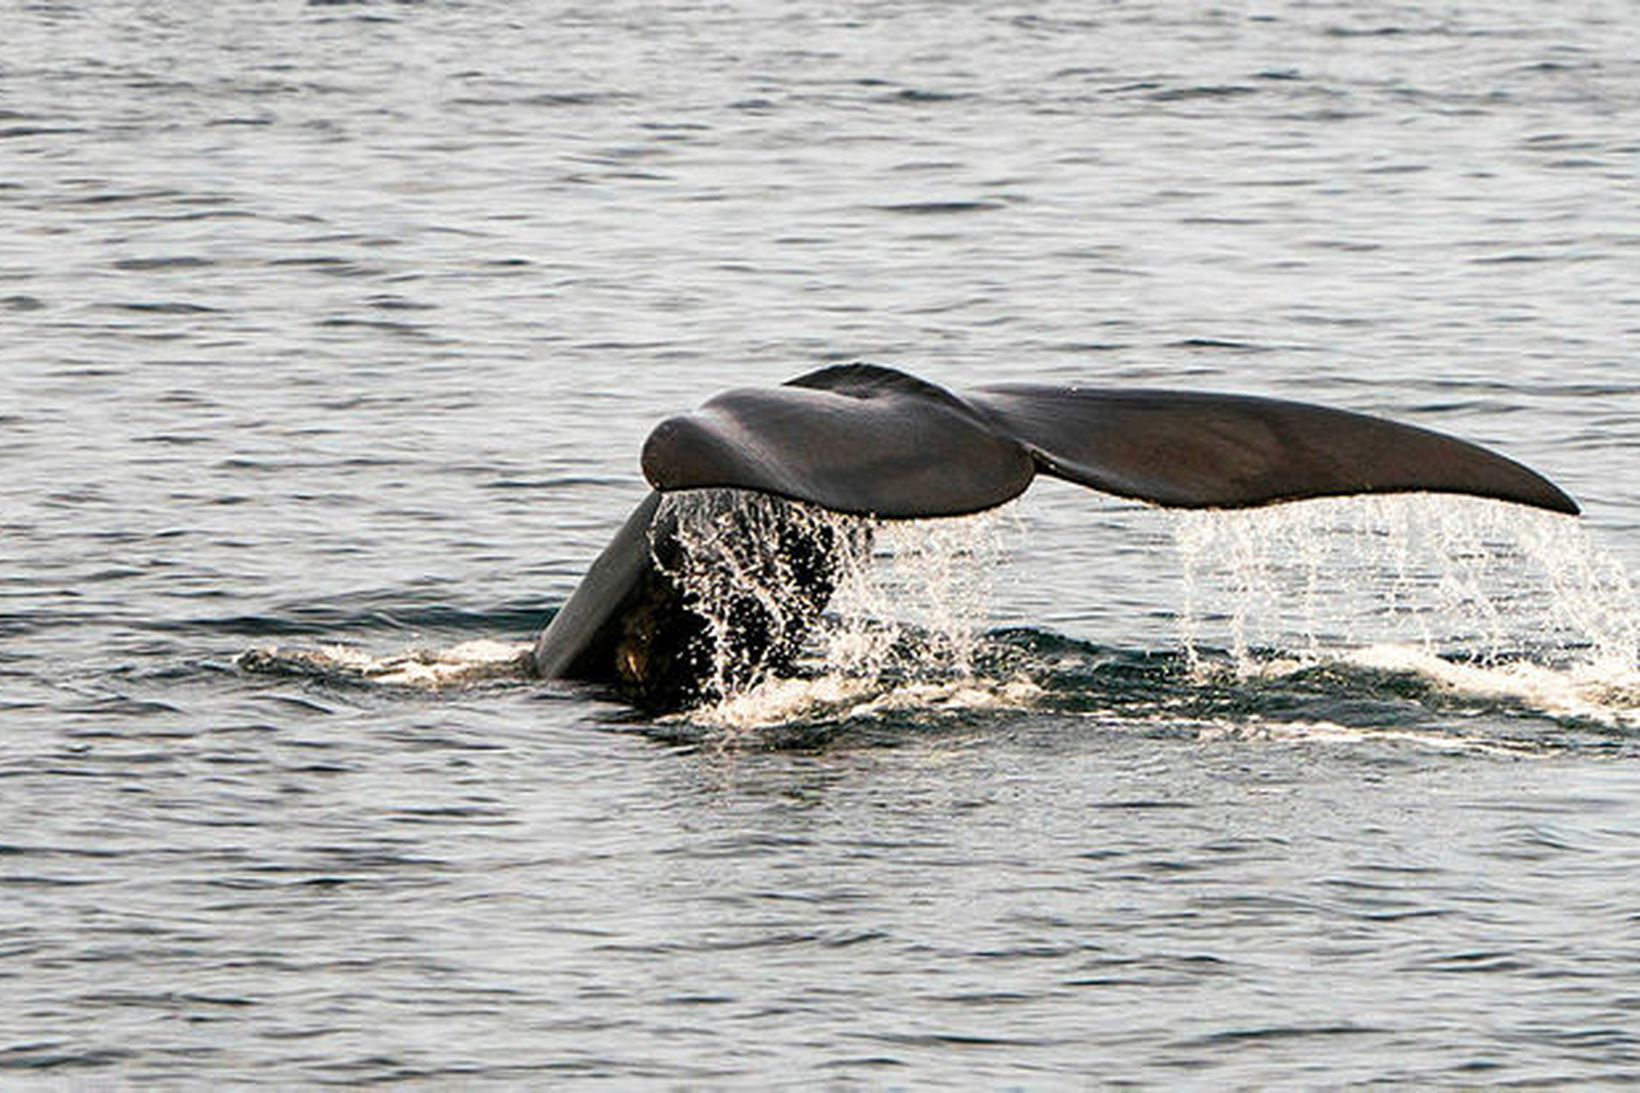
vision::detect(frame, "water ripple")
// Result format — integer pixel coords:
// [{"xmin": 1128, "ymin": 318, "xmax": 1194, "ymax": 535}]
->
[{"xmin": 3, "ymin": 0, "xmax": 1637, "ymax": 1085}]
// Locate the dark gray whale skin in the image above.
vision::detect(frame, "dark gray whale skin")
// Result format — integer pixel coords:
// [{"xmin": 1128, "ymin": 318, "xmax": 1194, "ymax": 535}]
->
[{"xmin": 533, "ymin": 364, "xmax": 1578, "ymax": 707}]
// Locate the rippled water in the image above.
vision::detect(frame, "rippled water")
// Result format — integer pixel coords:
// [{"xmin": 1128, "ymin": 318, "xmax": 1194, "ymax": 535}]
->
[{"xmin": 5, "ymin": 0, "xmax": 1639, "ymax": 1085}]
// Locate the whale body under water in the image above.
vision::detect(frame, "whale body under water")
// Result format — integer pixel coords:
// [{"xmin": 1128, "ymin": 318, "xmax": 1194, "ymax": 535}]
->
[{"xmin": 532, "ymin": 363, "xmax": 1579, "ymax": 709}]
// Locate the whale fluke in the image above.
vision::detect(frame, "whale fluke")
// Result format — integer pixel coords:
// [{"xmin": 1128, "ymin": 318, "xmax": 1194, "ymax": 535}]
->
[
  {"xmin": 640, "ymin": 365, "xmax": 1035, "ymax": 519},
  {"xmin": 642, "ymin": 363, "xmax": 1579, "ymax": 517},
  {"xmin": 541, "ymin": 363, "xmax": 1578, "ymax": 707}
]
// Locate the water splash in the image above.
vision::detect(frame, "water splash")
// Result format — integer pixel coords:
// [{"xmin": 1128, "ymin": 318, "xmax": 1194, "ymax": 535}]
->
[
  {"xmin": 1176, "ymin": 496, "xmax": 1635, "ymax": 662},
  {"xmin": 1173, "ymin": 495, "xmax": 1639, "ymax": 723},
  {"xmin": 656, "ymin": 489, "xmax": 1019, "ymax": 728},
  {"xmin": 653, "ymin": 489, "xmax": 874, "ymax": 702},
  {"xmin": 824, "ymin": 504, "xmax": 1013, "ymax": 678},
  {"xmin": 233, "ymin": 492, "xmax": 1640, "ymax": 741},
  {"xmin": 682, "ymin": 671, "xmax": 1046, "ymax": 733}
]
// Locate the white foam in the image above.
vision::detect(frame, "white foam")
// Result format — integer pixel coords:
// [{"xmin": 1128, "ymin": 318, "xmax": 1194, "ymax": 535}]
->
[
  {"xmin": 1346, "ymin": 643, "xmax": 1639, "ymax": 729},
  {"xmin": 1192, "ymin": 716, "xmax": 1545, "ymax": 757},
  {"xmin": 238, "ymin": 639, "xmax": 534, "ymax": 690},
  {"xmin": 679, "ymin": 669, "xmax": 1045, "ymax": 731}
]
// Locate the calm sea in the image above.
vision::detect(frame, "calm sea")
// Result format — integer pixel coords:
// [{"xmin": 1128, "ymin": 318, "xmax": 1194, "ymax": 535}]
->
[{"xmin": 4, "ymin": 0, "xmax": 1639, "ymax": 1085}]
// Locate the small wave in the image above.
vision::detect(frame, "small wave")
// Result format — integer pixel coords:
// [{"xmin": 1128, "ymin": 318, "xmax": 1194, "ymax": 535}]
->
[
  {"xmin": 236, "ymin": 640, "xmax": 532, "ymax": 690},
  {"xmin": 679, "ymin": 670, "xmax": 1046, "ymax": 733},
  {"xmin": 226, "ymin": 492, "xmax": 1637, "ymax": 754},
  {"xmin": 666, "ymin": 622, "xmax": 1640, "ymax": 747},
  {"xmin": 1146, "ymin": 84, "xmax": 1261, "ymax": 102},
  {"xmin": 1194, "ymin": 717, "xmax": 1546, "ymax": 757},
  {"xmin": 230, "ymin": 626, "xmax": 1639, "ymax": 757},
  {"xmin": 874, "ymin": 200, "xmax": 1006, "ymax": 215},
  {"xmin": 1328, "ymin": 644, "xmax": 1639, "ymax": 730}
]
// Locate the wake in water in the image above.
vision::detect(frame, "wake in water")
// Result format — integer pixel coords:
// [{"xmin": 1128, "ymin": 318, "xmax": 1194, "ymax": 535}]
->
[{"xmin": 238, "ymin": 492, "xmax": 1639, "ymax": 746}]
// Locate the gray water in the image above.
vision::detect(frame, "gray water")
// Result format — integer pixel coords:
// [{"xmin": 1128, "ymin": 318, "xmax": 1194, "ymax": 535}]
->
[{"xmin": 5, "ymin": 0, "xmax": 1640, "ymax": 1085}]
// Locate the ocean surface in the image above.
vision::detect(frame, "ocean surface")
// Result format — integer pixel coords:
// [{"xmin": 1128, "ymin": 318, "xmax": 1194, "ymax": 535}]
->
[{"xmin": 4, "ymin": 0, "xmax": 1640, "ymax": 1085}]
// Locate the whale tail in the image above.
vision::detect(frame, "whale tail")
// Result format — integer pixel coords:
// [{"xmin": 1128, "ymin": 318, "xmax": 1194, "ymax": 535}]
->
[
  {"xmin": 642, "ymin": 363, "xmax": 1578, "ymax": 517},
  {"xmin": 540, "ymin": 364, "xmax": 1578, "ymax": 707},
  {"xmin": 968, "ymin": 380, "xmax": 1579, "ymax": 515}
]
